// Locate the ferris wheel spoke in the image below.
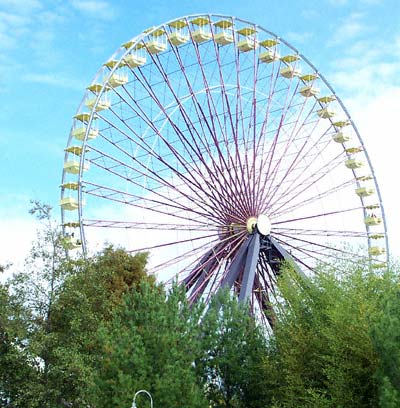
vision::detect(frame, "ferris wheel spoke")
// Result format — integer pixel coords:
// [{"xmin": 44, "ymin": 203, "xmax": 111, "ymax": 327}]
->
[
  {"xmin": 185, "ymin": 237, "xmax": 243, "ymax": 303},
  {"xmin": 85, "ymin": 184, "xmax": 248, "ymax": 229},
  {"xmin": 89, "ymin": 126, "xmax": 244, "ymax": 221},
  {"xmin": 240, "ymin": 44, "xmax": 263, "ymax": 216},
  {"xmin": 265, "ymin": 152, "xmax": 345, "ymax": 215},
  {"xmin": 268, "ymin": 235, "xmax": 322, "ymax": 271},
  {"xmin": 233, "ymin": 62, "xmax": 253, "ymax": 213},
  {"xmin": 272, "ymin": 227, "xmax": 368, "ymax": 238},
  {"xmin": 260, "ymin": 253, "xmax": 280, "ymax": 286},
  {"xmin": 271, "ymin": 178, "xmax": 355, "ymax": 219},
  {"xmin": 209, "ymin": 29, "xmax": 241, "ymax": 152},
  {"xmin": 208, "ymin": 35, "xmax": 257, "ymax": 210},
  {"xmin": 151, "ymin": 237, "xmax": 221, "ymax": 277},
  {"xmin": 134, "ymin": 58, "xmax": 215, "ymax": 163},
  {"xmin": 85, "ymin": 148, "xmax": 224, "ymax": 219},
  {"xmin": 254, "ymin": 108, "xmax": 299, "ymax": 211},
  {"xmin": 256, "ymin": 60, "xmax": 282, "ymax": 145},
  {"xmin": 271, "ymin": 237, "xmax": 341, "ymax": 265},
  {"xmin": 194, "ymin": 233, "xmax": 249, "ymax": 303},
  {"xmin": 274, "ymin": 206, "xmax": 363, "ymax": 226},
  {"xmin": 129, "ymin": 230, "xmax": 219, "ymax": 254},
  {"xmin": 90, "ymin": 122, "xmax": 185, "ymax": 187},
  {"xmin": 182, "ymin": 241, "xmax": 226, "ymax": 290},
  {"xmin": 129, "ymin": 58, "xmax": 253, "ymax": 221},
  {"xmin": 83, "ymin": 218, "xmax": 222, "ymax": 231},
  {"xmin": 156, "ymin": 239, "xmax": 220, "ymax": 275},
  {"xmin": 169, "ymin": 38, "xmax": 253, "ymax": 215},
  {"xmin": 233, "ymin": 36, "xmax": 256, "ymax": 213},
  {"xmin": 267, "ymin": 154, "xmax": 344, "ymax": 216},
  {"xmin": 85, "ymin": 186, "xmax": 222, "ymax": 226},
  {"xmin": 259, "ymin": 93, "xmax": 320, "ymax": 204},
  {"xmin": 135, "ymin": 50, "xmax": 220, "ymax": 167},
  {"xmin": 185, "ymin": 235, "xmax": 246, "ymax": 302},
  {"xmin": 256, "ymin": 259, "xmax": 276, "ymax": 299},
  {"xmin": 186, "ymin": 42, "xmax": 226, "ymax": 153},
  {"xmin": 271, "ymin": 234, "xmax": 368, "ymax": 272},
  {"xmin": 96, "ymin": 109, "xmax": 208, "ymax": 193},
  {"xmin": 253, "ymin": 289, "xmax": 276, "ymax": 329},
  {"xmin": 255, "ymin": 261, "xmax": 280, "ymax": 321},
  {"xmin": 259, "ymin": 67, "xmax": 301, "ymax": 187},
  {"xmin": 256, "ymin": 105, "xmax": 323, "ymax": 209},
  {"xmin": 260, "ymin": 126, "xmax": 334, "ymax": 211},
  {"xmin": 192, "ymin": 41, "xmax": 256, "ymax": 213},
  {"xmin": 272, "ymin": 232, "xmax": 367, "ymax": 259},
  {"xmin": 103, "ymin": 92, "xmax": 218, "ymax": 195},
  {"xmin": 251, "ymin": 61, "xmax": 283, "ymax": 212},
  {"xmin": 275, "ymin": 247, "xmax": 314, "ymax": 273},
  {"xmin": 108, "ymin": 83, "xmax": 229, "ymax": 202}
]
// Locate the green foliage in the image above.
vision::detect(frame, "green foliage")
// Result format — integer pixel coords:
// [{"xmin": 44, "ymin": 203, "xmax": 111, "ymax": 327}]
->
[
  {"xmin": 262, "ymin": 263, "xmax": 400, "ymax": 408},
  {"xmin": 197, "ymin": 290, "xmax": 268, "ymax": 408},
  {"xmin": 48, "ymin": 246, "xmax": 152, "ymax": 405},
  {"xmin": 2, "ymin": 201, "xmax": 70, "ymax": 407},
  {"xmin": 371, "ymin": 270, "xmax": 400, "ymax": 407},
  {"xmin": 91, "ymin": 282, "xmax": 207, "ymax": 408},
  {"xmin": 1, "ymin": 201, "xmax": 152, "ymax": 406},
  {"xmin": 52, "ymin": 245, "xmax": 151, "ymax": 341},
  {"xmin": 0, "ymin": 282, "xmax": 42, "ymax": 406}
]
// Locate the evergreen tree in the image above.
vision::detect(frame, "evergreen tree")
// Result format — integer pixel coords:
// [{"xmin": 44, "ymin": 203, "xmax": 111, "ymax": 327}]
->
[
  {"xmin": 91, "ymin": 282, "xmax": 207, "ymax": 408},
  {"xmin": 197, "ymin": 291, "xmax": 268, "ymax": 408}
]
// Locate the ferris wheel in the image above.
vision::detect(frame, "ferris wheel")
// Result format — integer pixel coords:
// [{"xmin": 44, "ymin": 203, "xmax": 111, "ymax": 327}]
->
[{"xmin": 60, "ymin": 14, "xmax": 388, "ymax": 326}]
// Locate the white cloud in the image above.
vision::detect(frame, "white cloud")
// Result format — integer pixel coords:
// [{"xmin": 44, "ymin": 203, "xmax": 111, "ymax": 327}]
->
[
  {"xmin": 36, "ymin": 10, "xmax": 67, "ymax": 25},
  {"xmin": 327, "ymin": 0, "xmax": 348, "ymax": 5},
  {"xmin": 70, "ymin": 0, "xmax": 117, "ymax": 20},
  {"xmin": 300, "ymin": 9, "xmax": 320, "ymax": 20},
  {"xmin": 0, "ymin": 217, "xmax": 37, "ymax": 281},
  {"xmin": 0, "ymin": 31, "xmax": 16, "ymax": 49},
  {"xmin": 330, "ymin": 61, "xmax": 398, "ymax": 98},
  {"xmin": 22, "ymin": 73, "xmax": 84, "ymax": 90},
  {"xmin": 0, "ymin": 10, "xmax": 30, "ymax": 25},
  {"xmin": 327, "ymin": 32, "xmax": 400, "ymax": 98},
  {"xmin": 0, "ymin": 0, "xmax": 42, "ymax": 11},
  {"xmin": 328, "ymin": 12, "xmax": 368, "ymax": 46},
  {"xmin": 394, "ymin": 36, "xmax": 400, "ymax": 58},
  {"xmin": 323, "ymin": 11, "xmax": 400, "ymax": 260},
  {"xmin": 349, "ymin": 87, "xmax": 400, "ymax": 258},
  {"xmin": 0, "ymin": 10, "xmax": 33, "ymax": 55},
  {"xmin": 361, "ymin": 0, "xmax": 383, "ymax": 4},
  {"xmin": 285, "ymin": 31, "xmax": 312, "ymax": 45}
]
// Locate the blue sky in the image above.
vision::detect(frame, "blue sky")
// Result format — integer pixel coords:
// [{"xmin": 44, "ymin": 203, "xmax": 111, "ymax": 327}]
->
[{"xmin": 0, "ymin": 0, "xmax": 399, "ymax": 269}]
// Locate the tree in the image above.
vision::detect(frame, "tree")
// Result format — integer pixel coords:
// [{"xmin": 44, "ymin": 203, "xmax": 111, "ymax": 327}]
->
[
  {"xmin": 371, "ymin": 270, "xmax": 400, "ymax": 407},
  {"xmin": 0, "ymin": 281, "xmax": 43, "ymax": 406},
  {"xmin": 1, "ymin": 201, "xmax": 153, "ymax": 406},
  {"xmin": 2, "ymin": 201, "xmax": 70, "ymax": 407},
  {"xmin": 48, "ymin": 246, "xmax": 152, "ymax": 405},
  {"xmin": 196, "ymin": 291, "xmax": 268, "ymax": 408},
  {"xmin": 90, "ymin": 282, "xmax": 207, "ymax": 408},
  {"xmin": 261, "ymin": 263, "xmax": 394, "ymax": 408}
]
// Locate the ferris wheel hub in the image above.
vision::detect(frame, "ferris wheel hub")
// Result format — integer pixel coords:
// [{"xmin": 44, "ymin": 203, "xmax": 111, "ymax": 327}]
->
[{"xmin": 246, "ymin": 214, "xmax": 272, "ymax": 235}]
